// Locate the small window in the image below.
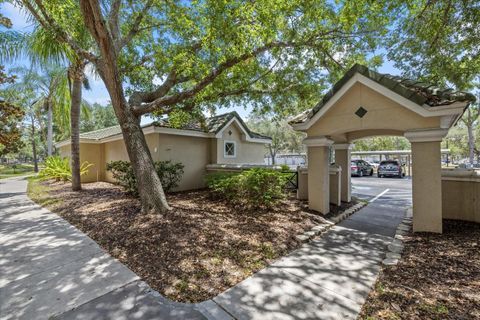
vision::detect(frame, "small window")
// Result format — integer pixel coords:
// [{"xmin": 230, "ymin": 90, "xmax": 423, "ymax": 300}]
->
[{"xmin": 224, "ymin": 141, "xmax": 236, "ymax": 158}]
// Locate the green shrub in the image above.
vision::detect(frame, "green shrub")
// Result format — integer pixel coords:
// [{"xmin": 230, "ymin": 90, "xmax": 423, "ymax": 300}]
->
[
  {"xmin": 279, "ymin": 164, "xmax": 290, "ymax": 171},
  {"xmin": 39, "ymin": 156, "xmax": 93, "ymax": 182},
  {"xmin": 106, "ymin": 160, "xmax": 184, "ymax": 195},
  {"xmin": 205, "ymin": 168, "xmax": 287, "ymax": 209}
]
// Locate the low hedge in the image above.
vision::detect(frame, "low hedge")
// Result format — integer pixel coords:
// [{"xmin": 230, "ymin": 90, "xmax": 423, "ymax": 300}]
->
[
  {"xmin": 205, "ymin": 168, "xmax": 288, "ymax": 210},
  {"xmin": 106, "ymin": 160, "xmax": 184, "ymax": 196}
]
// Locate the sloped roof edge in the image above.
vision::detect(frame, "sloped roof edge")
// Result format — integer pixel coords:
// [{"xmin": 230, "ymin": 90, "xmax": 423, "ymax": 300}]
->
[
  {"xmin": 56, "ymin": 112, "xmax": 271, "ymax": 147},
  {"xmin": 290, "ymin": 64, "xmax": 476, "ymax": 125}
]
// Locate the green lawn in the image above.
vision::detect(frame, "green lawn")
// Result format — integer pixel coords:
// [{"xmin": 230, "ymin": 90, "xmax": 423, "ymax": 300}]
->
[
  {"xmin": 0, "ymin": 163, "xmax": 37, "ymax": 179},
  {"xmin": 27, "ymin": 177, "xmax": 63, "ymax": 207}
]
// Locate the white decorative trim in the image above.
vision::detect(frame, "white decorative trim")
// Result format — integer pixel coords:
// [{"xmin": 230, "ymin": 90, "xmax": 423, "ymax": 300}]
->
[
  {"xmin": 153, "ymin": 127, "xmax": 214, "ymax": 138},
  {"xmin": 56, "ymin": 120, "xmax": 271, "ymax": 147},
  {"xmin": 223, "ymin": 140, "xmax": 236, "ymax": 158},
  {"xmin": 215, "ymin": 117, "xmax": 247, "ymax": 138},
  {"xmin": 303, "ymin": 136, "xmax": 334, "ymax": 147},
  {"xmin": 206, "ymin": 163, "xmax": 280, "ymax": 171},
  {"xmin": 55, "ymin": 138, "xmax": 102, "ymax": 148},
  {"xmin": 404, "ymin": 128, "xmax": 448, "ymax": 142},
  {"xmin": 440, "ymin": 114, "xmax": 465, "ymax": 129},
  {"xmin": 292, "ymin": 73, "xmax": 468, "ymax": 131},
  {"xmin": 215, "ymin": 117, "xmax": 271, "ymax": 144},
  {"xmin": 297, "ymin": 165, "xmax": 341, "ymax": 174},
  {"xmin": 333, "ymin": 143, "xmax": 353, "ymax": 150},
  {"xmin": 441, "ymin": 169, "xmax": 480, "ymax": 182}
]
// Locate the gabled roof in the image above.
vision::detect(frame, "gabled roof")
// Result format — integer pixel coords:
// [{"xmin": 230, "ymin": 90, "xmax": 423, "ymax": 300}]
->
[
  {"xmin": 290, "ymin": 64, "xmax": 476, "ymax": 125},
  {"xmin": 206, "ymin": 111, "xmax": 271, "ymax": 140},
  {"xmin": 66, "ymin": 112, "xmax": 270, "ymax": 143}
]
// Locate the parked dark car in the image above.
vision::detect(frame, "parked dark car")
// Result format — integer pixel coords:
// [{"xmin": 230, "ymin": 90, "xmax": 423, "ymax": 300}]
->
[
  {"xmin": 351, "ymin": 160, "xmax": 374, "ymax": 177},
  {"xmin": 378, "ymin": 160, "xmax": 404, "ymax": 178}
]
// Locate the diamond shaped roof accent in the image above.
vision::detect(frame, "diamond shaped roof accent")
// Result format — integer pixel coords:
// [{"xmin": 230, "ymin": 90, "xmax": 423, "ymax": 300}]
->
[{"xmin": 289, "ymin": 64, "xmax": 476, "ymax": 125}]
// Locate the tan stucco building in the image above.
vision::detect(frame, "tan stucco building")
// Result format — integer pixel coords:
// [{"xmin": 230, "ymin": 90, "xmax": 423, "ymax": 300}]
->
[
  {"xmin": 290, "ymin": 64, "xmax": 475, "ymax": 233},
  {"xmin": 56, "ymin": 112, "xmax": 271, "ymax": 191}
]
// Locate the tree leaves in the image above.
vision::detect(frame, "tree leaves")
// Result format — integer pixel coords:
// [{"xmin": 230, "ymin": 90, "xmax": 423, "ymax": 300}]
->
[
  {"xmin": 388, "ymin": 0, "xmax": 480, "ymax": 90},
  {"xmin": 0, "ymin": 67, "xmax": 24, "ymax": 155}
]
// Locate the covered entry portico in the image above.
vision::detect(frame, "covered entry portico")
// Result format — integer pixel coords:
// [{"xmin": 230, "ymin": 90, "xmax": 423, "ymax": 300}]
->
[{"xmin": 290, "ymin": 64, "xmax": 475, "ymax": 233}]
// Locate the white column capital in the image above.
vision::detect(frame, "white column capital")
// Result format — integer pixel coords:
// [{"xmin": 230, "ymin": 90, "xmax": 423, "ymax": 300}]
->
[
  {"xmin": 404, "ymin": 128, "xmax": 448, "ymax": 143},
  {"xmin": 333, "ymin": 143, "xmax": 353, "ymax": 150},
  {"xmin": 303, "ymin": 136, "xmax": 334, "ymax": 147}
]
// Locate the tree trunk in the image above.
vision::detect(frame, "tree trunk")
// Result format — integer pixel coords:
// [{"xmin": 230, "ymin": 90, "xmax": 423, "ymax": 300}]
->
[
  {"xmin": 118, "ymin": 106, "xmax": 171, "ymax": 214},
  {"xmin": 99, "ymin": 67, "xmax": 171, "ymax": 214},
  {"xmin": 467, "ymin": 123, "xmax": 475, "ymax": 165},
  {"xmin": 269, "ymin": 145, "xmax": 276, "ymax": 165},
  {"xmin": 47, "ymin": 100, "xmax": 53, "ymax": 156},
  {"xmin": 31, "ymin": 117, "xmax": 38, "ymax": 173},
  {"xmin": 79, "ymin": 0, "xmax": 171, "ymax": 214},
  {"xmin": 70, "ymin": 63, "xmax": 84, "ymax": 191}
]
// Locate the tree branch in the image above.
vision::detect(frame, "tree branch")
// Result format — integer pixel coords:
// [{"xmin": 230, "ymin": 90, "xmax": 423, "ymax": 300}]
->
[
  {"xmin": 132, "ymin": 41, "xmax": 295, "ymax": 115},
  {"xmin": 108, "ymin": 0, "xmax": 121, "ymax": 44},
  {"xmin": 23, "ymin": 0, "xmax": 98, "ymax": 63},
  {"xmin": 117, "ymin": 0, "xmax": 154, "ymax": 51},
  {"xmin": 131, "ymin": 28, "xmax": 374, "ymax": 116}
]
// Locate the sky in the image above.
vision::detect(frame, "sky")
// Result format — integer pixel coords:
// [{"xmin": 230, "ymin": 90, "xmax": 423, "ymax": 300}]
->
[{"xmin": 1, "ymin": 2, "xmax": 400, "ymax": 122}]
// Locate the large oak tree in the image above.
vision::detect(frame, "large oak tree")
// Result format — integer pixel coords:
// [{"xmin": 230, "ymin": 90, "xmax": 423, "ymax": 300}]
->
[
  {"xmin": 19, "ymin": 0, "xmax": 394, "ymax": 213},
  {"xmin": 388, "ymin": 0, "xmax": 480, "ymax": 164}
]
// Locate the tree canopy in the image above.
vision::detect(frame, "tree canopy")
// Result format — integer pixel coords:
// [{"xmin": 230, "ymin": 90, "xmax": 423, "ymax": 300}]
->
[
  {"xmin": 0, "ymin": 66, "xmax": 24, "ymax": 156},
  {"xmin": 20, "ymin": 0, "xmax": 395, "ymax": 117},
  {"xmin": 388, "ymin": 0, "xmax": 480, "ymax": 90}
]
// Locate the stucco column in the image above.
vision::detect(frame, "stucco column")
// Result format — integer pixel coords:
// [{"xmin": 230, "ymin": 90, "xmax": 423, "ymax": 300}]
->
[
  {"xmin": 305, "ymin": 136, "xmax": 333, "ymax": 214},
  {"xmin": 405, "ymin": 129, "xmax": 448, "ymax": 233},
  {"xmin": 334, "ymin": 143, "xmax": 352, "ymax": 202}
]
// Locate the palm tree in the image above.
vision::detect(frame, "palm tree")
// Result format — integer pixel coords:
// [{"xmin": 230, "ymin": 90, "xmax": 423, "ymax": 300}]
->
[
  {"xmin": 9, "ymin": 65, "xmax": 71, "ymax": 156},
  {"xmin": 27, "ymin": 22, "xmax": 93, "ymax": 191},
  {"xmin": 1, "ymin": 21, "xmax": 92, "ymax": 190}
]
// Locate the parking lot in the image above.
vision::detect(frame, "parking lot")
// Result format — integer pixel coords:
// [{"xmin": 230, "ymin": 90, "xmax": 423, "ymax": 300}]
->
[{"xmin": 352, "ymin": 176, "xmax": 412, "ymax": 208}]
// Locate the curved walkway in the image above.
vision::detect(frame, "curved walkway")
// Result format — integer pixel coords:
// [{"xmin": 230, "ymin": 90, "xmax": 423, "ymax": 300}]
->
[
  {"xmin": 0, "ymin": 177, "xmax": 407, "ymax": 320},
  {"xmin": 0, "ymin": 177, "xmax": 208, "ymax": 320}
]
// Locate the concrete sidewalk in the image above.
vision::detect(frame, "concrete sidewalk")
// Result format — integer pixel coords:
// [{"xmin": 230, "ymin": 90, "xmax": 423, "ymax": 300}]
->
[
  {"xmin": 0, "ymin": 177, "xmax": 207, "ymax": 320},
  {"xmin": 213, "ymin": 203, "xmax": 405, "ymax": 320},
  {"xmin": 1, "ymin": 177, "xmax": 404, "ymax": 319}
]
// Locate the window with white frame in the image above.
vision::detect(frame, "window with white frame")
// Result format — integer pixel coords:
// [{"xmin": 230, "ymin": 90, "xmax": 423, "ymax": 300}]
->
[{"xmin": 224, "ymin": 141, "xmax": 236, "ymax": 158}]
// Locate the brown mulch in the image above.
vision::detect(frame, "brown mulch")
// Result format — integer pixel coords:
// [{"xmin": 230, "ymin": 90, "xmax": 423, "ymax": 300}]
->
[
  {"xmin": 32, "ymin": 180, "xmax": 331, "ymax": 303},
  {"xmin": 359, "ymin": 220, "xmax": 480, "ymax": 320}
]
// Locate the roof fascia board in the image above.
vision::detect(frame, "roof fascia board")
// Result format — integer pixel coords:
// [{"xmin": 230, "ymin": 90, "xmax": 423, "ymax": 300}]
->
[
  {"xmin": 58, "ymin": 120, "xmax": 271, "ymax": 147},
  {"xmin": 214, "ymin": 117, "xmax": 272, "ymax": 144},
  {"xmin": 153, "ymin": 126, "xmax": 214, "ymax": 138},
  {"xmin": 298, "ymin": 73, "xmax": 467, "ymax": 130},
  {"xmin": 55, "ymin": 138, "xmax": 100, "ymax": 148},
  {"xmin": 215, "ymin": 117, "xmax": 248, "ymax": 138}
]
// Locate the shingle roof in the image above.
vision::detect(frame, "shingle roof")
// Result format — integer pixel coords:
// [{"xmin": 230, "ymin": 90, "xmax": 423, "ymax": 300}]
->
[
  {"xmin": 290, "ymin": 64, "xmax": 476, "ymax": 125},
  {"xmin": 78, "ymin": 125, "xmax": 123, "ymax": 140},
  {"xmin": 205, "ymin": 111, "xmax": 272, "ymax": 139},
  {"xmin": 76, "ymin": 112, "xmax": 271, "ymax": 142}
]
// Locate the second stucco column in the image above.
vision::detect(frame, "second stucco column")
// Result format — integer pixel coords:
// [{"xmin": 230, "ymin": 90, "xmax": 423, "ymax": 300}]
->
[
  {"xmin": 406, "ymin": 129, "xmax": 447, "ymax": 233},
  {"xmin": 334, "ymin": 143, "xmax": 352, "ymax": 202},
  {"xmin": 305, "ymin": 136, "xmax": 333, "ymax": 214}
]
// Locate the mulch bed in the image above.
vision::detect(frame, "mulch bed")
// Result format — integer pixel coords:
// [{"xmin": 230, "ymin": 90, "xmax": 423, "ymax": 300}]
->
[
  {"xmin": 32, "ymin": 180, "xmax": 329, "ymax": 303},
  {"xmin": 360, "ymin": 220, "xmax": 480, "ymax": 320}
]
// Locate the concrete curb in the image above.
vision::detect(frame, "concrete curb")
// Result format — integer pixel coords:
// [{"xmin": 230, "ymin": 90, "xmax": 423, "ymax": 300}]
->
[
  {"xmin": 294, "ymin": 201, "xmax": 367, "ymax": 243},
  {"xmin": 382, "ymin": 208, "xmax": 412, "ymax": 266}
]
